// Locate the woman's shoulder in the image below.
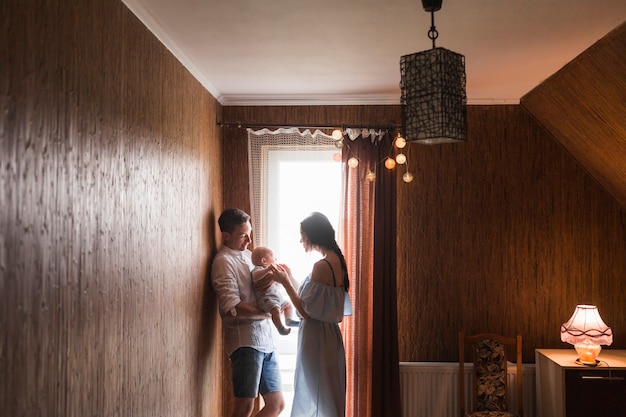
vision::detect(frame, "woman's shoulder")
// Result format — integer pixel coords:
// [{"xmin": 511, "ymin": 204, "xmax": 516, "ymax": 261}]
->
[
  {"xmin": 311, "ymin": 256, "xmax": 341, "ymax": 287},
  {"xmin": 310, "ymin": 259, "xmax": 329, "ymax": 285},
  {"xmin": 312, "ymin": 258, "xmax": 330, "ymax": 272}
]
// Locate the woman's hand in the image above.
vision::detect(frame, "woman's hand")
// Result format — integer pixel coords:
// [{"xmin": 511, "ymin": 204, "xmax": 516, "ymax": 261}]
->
[
  {"xmin": 270, "ymin": 263, "xmax": 309, "ymax": 319},
  {"xmin": 276, "ymin": 263, "xmax": 293, "ymax": 277},
  {"xmin": 270, "ymin": 264, "xmax": 290, "ymax": 286}
]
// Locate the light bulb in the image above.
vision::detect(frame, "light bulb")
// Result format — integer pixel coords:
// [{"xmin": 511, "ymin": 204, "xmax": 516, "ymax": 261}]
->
[
  {"xmin": 334, "ymin": 139, "xmax": 344, "ymax": 149},
  {"xmin": 348, "ymin": 157, "xmax": 359, "ymax": 168},
  {"xmin": 395, "ymin": 153, "xmax": 406, "ymax": 164},
  {"xmin": 395, "ymin": 135, "xmax": 406, "ymax": 149},
  {"xmin": 384, "ymin": 157, "xmax": 396, "ymax": 170},
  {"xmin": 365, "ymin": 171, "xmax": 376, "ymax": 182},
  {"xmin": 402, "ymin": 172, "xmax": 414, "ymax": 183},
  {"xmin": 332, "ymin": 152, "xmax": 342, "ymax": 162},
  {"xmin": 332, "ymin": 129, "xmax": 343, "ymax": 140}
]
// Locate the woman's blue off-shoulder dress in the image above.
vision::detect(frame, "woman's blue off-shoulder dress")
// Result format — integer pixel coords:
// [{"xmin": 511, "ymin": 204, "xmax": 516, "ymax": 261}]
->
[{"xmin": 290, "ymin": 275, "xmax": 351, "ymax": 417}]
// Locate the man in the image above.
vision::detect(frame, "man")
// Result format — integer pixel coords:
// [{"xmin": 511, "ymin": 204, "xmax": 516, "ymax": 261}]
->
[{"xmin": 211, "ymin": 208, "xmax": 285, "ymax": 417}]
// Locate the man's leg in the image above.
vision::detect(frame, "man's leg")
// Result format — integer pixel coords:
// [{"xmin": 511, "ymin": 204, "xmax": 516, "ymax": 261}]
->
[
  {"xmin": 257, "ymin": 392, "xmax": 284, "ymax": 417},
  {"xmin": 230, "ymin": 348, "xmax": 263, "ymax": 417},
  {"xmin": 231, "ymin": 397, "xmax": 256, "ymax": 417},
  {"xmin": 257, "ymin": 351, "xmax": 285, "ymax": 417}
]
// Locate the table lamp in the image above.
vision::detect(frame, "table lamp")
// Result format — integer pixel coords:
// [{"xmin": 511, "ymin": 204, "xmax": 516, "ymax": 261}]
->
[{"xmin": 560, "ymin": 304, "xmax": 613, "ymax": 366}]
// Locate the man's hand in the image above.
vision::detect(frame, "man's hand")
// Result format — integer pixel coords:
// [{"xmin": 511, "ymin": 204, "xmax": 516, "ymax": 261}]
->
[{"xmin": 226, "ymin": 301, "xmax": 271, "ymax": 322}]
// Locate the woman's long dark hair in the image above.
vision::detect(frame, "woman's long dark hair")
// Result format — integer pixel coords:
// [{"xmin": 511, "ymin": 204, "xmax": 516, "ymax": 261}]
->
[{"xmin": 300, "ymin": 212, "xmax": 349, "ymax": 292}]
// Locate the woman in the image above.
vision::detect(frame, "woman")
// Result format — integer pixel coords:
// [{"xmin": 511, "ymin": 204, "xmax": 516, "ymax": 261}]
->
[{"xmin": 272, "ymin": 212, "xmax": 351, "ymax": 417}]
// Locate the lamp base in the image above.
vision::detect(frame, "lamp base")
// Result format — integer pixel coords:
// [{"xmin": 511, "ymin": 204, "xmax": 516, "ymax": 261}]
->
[
  {"xmin": 574, "ymin": 342, "xmax": 602, "ymax": 365},
  {"xmin": 575, "ymin": 358, "xmax": 600, "ymax": 367}
]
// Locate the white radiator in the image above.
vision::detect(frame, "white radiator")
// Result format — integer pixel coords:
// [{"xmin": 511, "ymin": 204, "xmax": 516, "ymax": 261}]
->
[{"xmin": 399, "ymin": 362, "xmax": 536, "ymax": 417}]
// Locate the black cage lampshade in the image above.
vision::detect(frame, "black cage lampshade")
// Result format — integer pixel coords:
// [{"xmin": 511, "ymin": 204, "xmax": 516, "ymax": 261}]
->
[{"xmin": 400, "ymin": 0, "xmax": 467, "ymax": 144}]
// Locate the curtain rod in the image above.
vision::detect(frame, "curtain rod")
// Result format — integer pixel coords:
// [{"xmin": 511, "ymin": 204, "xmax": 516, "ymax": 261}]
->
[{"xmin": 217, "ymin": 121, "xmax": 402, "ymax": 130}]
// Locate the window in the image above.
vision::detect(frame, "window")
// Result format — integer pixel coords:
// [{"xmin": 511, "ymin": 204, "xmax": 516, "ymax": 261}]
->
[
  {"xmin": 248, "ymin": 128, "xmax": 343, "ymax": 415},
  {"xmin": 265, "ymin": 150, "xmax": 342, "ymax": 280}
]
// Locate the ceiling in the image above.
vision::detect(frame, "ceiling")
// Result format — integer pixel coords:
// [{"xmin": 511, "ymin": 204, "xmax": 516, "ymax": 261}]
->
[{"xmin": 121, "ymin": 0, "xmax": 626, "ymax": 106}]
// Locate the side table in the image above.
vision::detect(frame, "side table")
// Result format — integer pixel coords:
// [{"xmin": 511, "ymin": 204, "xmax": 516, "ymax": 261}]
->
[{"xmin": 535, "ymin": 348, "xmax": 626, "ymax": 417}]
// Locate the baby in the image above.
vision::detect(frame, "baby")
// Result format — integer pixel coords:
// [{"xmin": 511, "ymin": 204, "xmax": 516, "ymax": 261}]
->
[{"xmin": 251, "ymin": 246, "xmax": 299, "ymax": 335}]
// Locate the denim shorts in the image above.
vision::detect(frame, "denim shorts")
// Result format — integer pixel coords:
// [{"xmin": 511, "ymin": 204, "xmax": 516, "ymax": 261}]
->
[{"xmin": 230, "ymin": 347, "xmax": 282, "ymax": 398}]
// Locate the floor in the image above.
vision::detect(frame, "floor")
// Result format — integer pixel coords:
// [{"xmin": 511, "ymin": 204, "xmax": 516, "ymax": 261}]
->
[{"xmin": 273, "ymin": 322, "xmax": 299, "ymax": 415}]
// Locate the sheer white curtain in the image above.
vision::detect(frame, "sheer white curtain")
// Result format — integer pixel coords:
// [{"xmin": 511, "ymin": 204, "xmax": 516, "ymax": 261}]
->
[{"xmin": 247, "ymin": 127, "xmax": 340, "ymax": 250}]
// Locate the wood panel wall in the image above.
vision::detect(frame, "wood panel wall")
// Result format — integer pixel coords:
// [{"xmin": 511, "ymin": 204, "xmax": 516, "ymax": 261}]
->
[
  {"xmin": 223, "ymin": 105, "xmax": 626, "ymax": 367},
  {"xmin": 1, "ymin": 0, "xmax": 224, "ymax": 416},
  {"xmin": 521, "ymin": 21, "xmax": 626, "ymax": 209},
  {"xmin": 397, "ymin": 105, "xmax": 626, "ymax": 363}
]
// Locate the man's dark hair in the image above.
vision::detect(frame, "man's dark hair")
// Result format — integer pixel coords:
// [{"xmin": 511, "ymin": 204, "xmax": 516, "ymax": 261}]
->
[{"xmin": 218, "ymin": 208, "xmax": 251, "ymax": 233}]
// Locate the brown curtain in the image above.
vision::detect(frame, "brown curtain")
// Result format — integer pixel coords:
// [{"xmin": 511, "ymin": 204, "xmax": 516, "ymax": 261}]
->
[{"xmin": 341, "ymin": 134, "xmax": 401, "ymax": 417}]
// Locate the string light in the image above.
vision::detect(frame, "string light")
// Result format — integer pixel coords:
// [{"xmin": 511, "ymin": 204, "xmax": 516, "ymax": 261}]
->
[
  {"xmin": 348, "ymin": 157, "xmax": 359, "ymax": 168},
  {"xmin": 337, "ymin": 128, "xmax": 416, "ymax": 186},
  {"xmin": 395, "ymin": 134, "xmax": 407, "ymax": 149},
  {"xmin": 384, "ymin": 157, "xmax": 396, "ymax": 170}
]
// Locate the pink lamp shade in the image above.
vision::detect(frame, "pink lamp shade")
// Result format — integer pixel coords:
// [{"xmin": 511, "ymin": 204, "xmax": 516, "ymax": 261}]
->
[{"xmin": 560, "ymin": 305, "xmax": 613, "ymax": 365}]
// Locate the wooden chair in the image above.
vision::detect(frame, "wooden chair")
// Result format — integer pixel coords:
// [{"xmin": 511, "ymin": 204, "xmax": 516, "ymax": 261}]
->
[{"xmin": 459, "ymin": 332, "xmax": 523, "ymax": 417}]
